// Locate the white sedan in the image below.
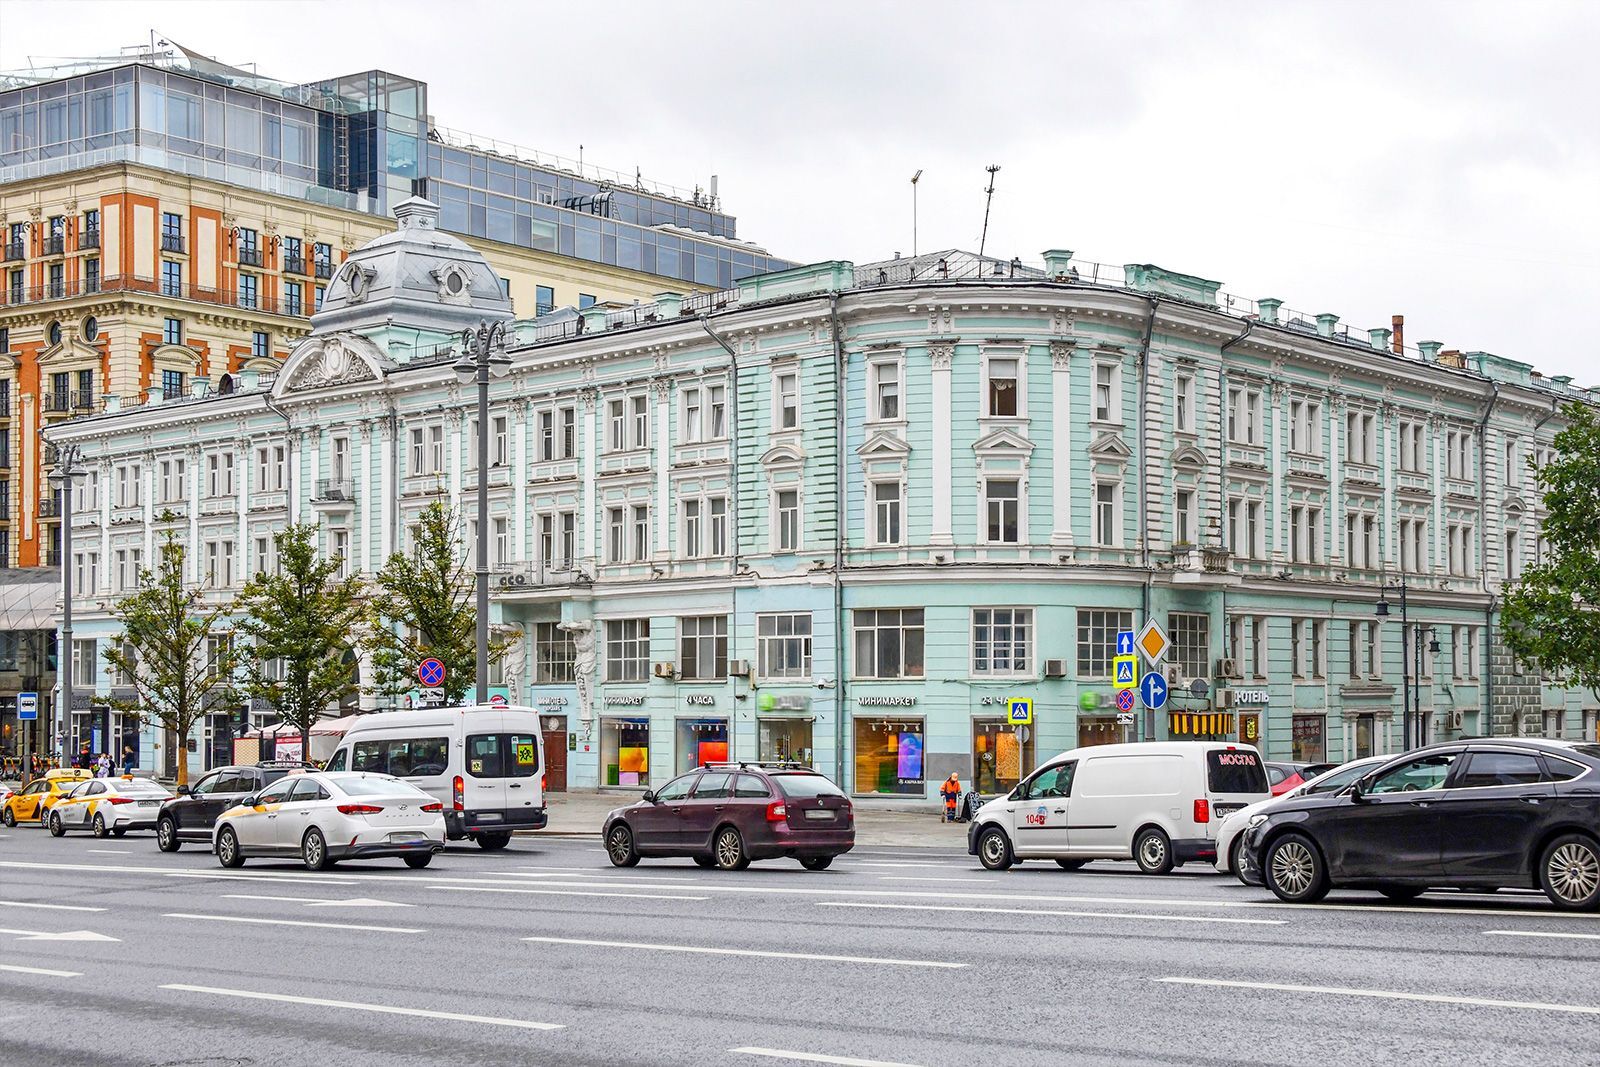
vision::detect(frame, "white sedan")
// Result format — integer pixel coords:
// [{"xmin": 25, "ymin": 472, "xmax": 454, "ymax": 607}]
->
[
  {"xmin": 47, "ymin": 776, "xmax": 174, "ymax": 837},
  {"xmin": 212, "ymin": 771, "xmax": 446, "ymax": 871},
  {"xmin": 1215, "ymin": 755, "xmax": 1388, "ymax": 882}
]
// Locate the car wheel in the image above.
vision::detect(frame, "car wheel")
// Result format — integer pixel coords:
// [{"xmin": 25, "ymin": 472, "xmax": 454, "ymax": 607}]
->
[
  {"xmin": 977, "ymin": 826, "xmax": 1013, "ymax": 871},
  {"xmin": 301, "ymin": 827, "xmax": 334, "ymax": 871},
  {"xmin": 1377, "ymin": 884, "xmax": 1425, "ymax": 902},
  {"xmin": 1134, "ymin": 828, "xmax": 1174, "ymax": 875},
  {"xmin": 1, "ymin": 807, "xmax": 14, "ymax": 827},
  {"xmin": 475, "ymin": 831, "xmax": 512, "ymax": 851},
  {"xmin": 403, "ymin": 853, "xmax": 433, "ymax": 869},
  {"xmin": 1264, "ymin": 832, "xmax": 1330, "ymax": 904},
  {"xmin": 216, "ymin": 826, "xmax": 245, "ymax": 868},
  {"xmin": 605, "ymin": 823, "xmax": 640, "ymax": 867},
  {"xmin": 1539, "ymin": 834, "xmax": 1600, "ymax": 911},
  {"xmin": 111, "ymin": 827, "xmax": 127, "ymax": 838},
  {"xmin": 47, "ymin": 811, "xmax": 65, "ymax": 837},
  {"xmin": 157, "ymin": 817, "xmax": 181, "ymax": 853},
  {"xmin": 91, "ymin": 813, "xmax": 108, "ymax": 839},
  {"xmin": 713, "ymin": 826, "xmax": 749, "ymax": 871},
  {"xmin": 1055, "ymin": 859, "xmax": 1088, "ymax": 871},
  {"xmin": 693, "ymin": 855, "xmax": 716, "ymax": 868},
  {"xmin": 800, "ymin": 856, "xmax": 833, "ymax": 871}
]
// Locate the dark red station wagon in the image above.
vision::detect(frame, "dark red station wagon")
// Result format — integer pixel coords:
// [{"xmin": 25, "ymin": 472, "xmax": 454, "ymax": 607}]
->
[{"xmin": 603, "ymin": 762, "xmax": 855, "ymax": 870}]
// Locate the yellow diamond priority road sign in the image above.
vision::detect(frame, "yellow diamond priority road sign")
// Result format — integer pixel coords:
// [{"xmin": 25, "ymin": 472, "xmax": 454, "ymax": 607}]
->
[{"xmin": 1137, "ymin": 619, "xmax": 1170, "ymax": 667}]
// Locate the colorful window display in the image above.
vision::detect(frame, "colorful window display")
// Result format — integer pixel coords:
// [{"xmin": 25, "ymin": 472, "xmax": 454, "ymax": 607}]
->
[
  {"xmin": 972, "ymin": 718, "xmax": 1034, "ymax": 793},
  {"xmin": 602, "ymin": 717, "xmax": 651, "ymax": 786},
  {"xmin": 676, "ymin": 717, "xmax": 729, "ymax": 773},
  {"xmin": 853, "ymin": 718, "xmax": 924, "ymax": 795},
  {"xmin": 758, "ymin": 716, "xmax": 813, "ymax": 766}
]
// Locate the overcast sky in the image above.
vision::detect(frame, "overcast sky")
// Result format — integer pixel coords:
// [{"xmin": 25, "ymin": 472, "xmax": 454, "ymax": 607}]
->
[{"xmin": 3, "ymin": 0, "xmax": 1595, "ymax": 380}]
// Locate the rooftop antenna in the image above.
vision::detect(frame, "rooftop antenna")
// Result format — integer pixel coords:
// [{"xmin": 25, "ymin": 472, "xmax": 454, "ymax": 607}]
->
[
  {"xmin": 978, "ymin": 163, "xmax": 1001, "ymax": 263},
  {"xmin": 910, "ymin": 169, "xmax": 922, "ymax": 258}
]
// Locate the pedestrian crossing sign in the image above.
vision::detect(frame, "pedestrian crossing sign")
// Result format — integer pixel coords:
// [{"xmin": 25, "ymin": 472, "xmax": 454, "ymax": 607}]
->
[
  {"xmin": 1113, "ymin": 655, "xmax": 1138, "ymax": 689},
  {"xmin": 1007, "ymin": 698, "xmax": 1033, "ymax": 725}
]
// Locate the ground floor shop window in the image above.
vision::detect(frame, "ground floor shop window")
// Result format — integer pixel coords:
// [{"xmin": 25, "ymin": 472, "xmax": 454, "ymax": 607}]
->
[
  {"xmin": 1352, "ymin": 713, "xmax": 1377, "ymax": 759},
  {"xmin": 677, "ymin": 717, "xmax": 728, "ymax": 772},
  {"xmin": 1291, "ymin": 714, "xmax": 1325, "ymax": 762},
  {"xmin": 602, "ymin": 717, "xmax": 651, "ymax": 786},
  {"xmin": 759, "ymin": 717, "xmax": 813, "ymax": 765},
  {"xmin": 972, "ymin": 718, "xmax": 1033, "ymax": 793},
  {"xmin": 1077, "ymin": 716, "xmax": 1122, "ymax": 748},
  {"xmin": 853, "ymin": 718, "xmax": 923, "ymax": 795}
]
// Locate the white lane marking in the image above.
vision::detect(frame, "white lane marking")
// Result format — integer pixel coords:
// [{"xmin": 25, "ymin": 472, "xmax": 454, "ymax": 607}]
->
[
  {"xmin": 429, "ymin": 885, "xmax": 708, "ymax": 902},
  {"xmin": 160, "ymin": 984, "xmax": 561, "ymax": 1030},
  {"xmin": 163, "ymin": 913, "xmax": 424, "ymax": 934},
  {"xmin": 731, "ymin": 1047, "xmax": 926, "ymax": 1066},
  {"xmin": 223, "ymin": 894, "xmax": 415, "ymax": 909},
  {"xmin": 816, "ymin": 901, "xmax": 1285, "ymax": 926},
  {"xmin": 86, "ymin": 850, "xmax": 131, "ymax": 855},
  {"xmin": 1159, "ymin": 976, "xmax": 1600, "ymax": 1016},
  {"xmin": 0, "ymin": 926, "xmax": 119, "ymax": 942},
  {"xmin": 522, "ymin": 935, "xmax": 963, "ymax": 969},
  {"xmin": 1485, "ymin": 929, "xmax": 1600, "ymax": 942},
  {"xmin": 849, "ymin": 861, "xmax": 960, "ymax": 869},
  {"xmin": 0, "ymin": 900, "xmax": 106, "ymax": 913},
  {"xmin": 0, "ymin": 963, "xmax": 82, "ymax": 978},
  {"xmin": 165, "ymin": 873, "xmax": 362, "ymax": 886}
]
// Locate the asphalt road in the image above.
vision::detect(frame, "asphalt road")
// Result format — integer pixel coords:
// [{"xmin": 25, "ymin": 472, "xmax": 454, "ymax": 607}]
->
[{"xmin": 1, "ymin": 822, "xmax": 1598, "ymax": 1067}]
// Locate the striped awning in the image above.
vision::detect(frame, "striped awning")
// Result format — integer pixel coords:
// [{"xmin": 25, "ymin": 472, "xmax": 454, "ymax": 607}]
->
[{"xmin": 1168, "ymin": 712, "xmax": 1235, "ymax": 737}]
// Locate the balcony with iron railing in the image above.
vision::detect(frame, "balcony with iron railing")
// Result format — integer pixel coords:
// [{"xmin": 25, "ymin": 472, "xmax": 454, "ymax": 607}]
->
[
  {"xmin": 238, "ymin": 248, "xmax": 263, "ymax": 267},
  {"xmin": 161, "ymin": 233, "xmax": 186, "ymax": 254},
  {"xmin": 78, "ymin": 229, "xmax": 100, "ymax": 250},
  {"xmin": 0, "ymin": 274, "xmax": 312, "ymax": 318},
  {"xmin": 491, "ymin": 560, "xmax": 585, "ymax": 592},
  {"xmin": 38, "ymin": 497, "xmax": 59, "ymax": 519},
  {"xmin": 284, "ymin": 255, "xmax": 305, "ymax": 275},
  {"xmin": 311, "ymin": 478, "xmax": 355, "ymax": 505},
  {"xmin": 43, "ymin": 235, "xmax": 64, "ymax": 256},
  {"xmin": 2, "ymin": 241, "xmax": 23, "ymax": 262},
  {"xmin": 0, "ymin": 482, "xmax": 11, "ymax": 515},
  {"xmin": 43, "ymin": 392, "xmax": 73, "ymax": 414},
  {"xmin": 0, "ymin": 397, "xmax": 12, "ymax": 419},
  {"xmin": 314, "ymin": 260, "xmax": 334, "ymax": 279}
]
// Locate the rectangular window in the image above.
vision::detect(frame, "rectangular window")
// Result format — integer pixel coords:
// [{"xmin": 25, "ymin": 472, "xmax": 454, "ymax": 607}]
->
[
  {"xmin": 284, "ymin": 280, "xmax": 303, "ymax": 316},
  {"xmin": 630, "ymin": 395, "xmax": 648, "ymax": 449},
  {"xmin": 237, "ymin": 227, "xmax": 259, "ymax": 264},
  {"xmin": 873, "ymin": 481, "xmax": 902, "ymax": 546},
  {"xmin": 708, "ymin": 385, "xmax": 726, "ymax": 439},
  {"xmin": 238, "ymin": 274, "xmax": 258, "ymax": 309},
  {"xmin": 535, "ymin": 284, "xmax": 555, "ymax": 315},
  {"xmin": 314, "ymin": 285, "xmax": 325, "ymax": 311},
  {"xmin": 1094, "ymin": 482, "xmax": 1116, "ymax": 547},
  {"xmin": 988, "ymin": 357, "xmax": 1019, "ymax": 417},
  {"xmin": 853, "ymin": 608, "xmax": 925, "ymax": 679},
  {"xmin": 84, "ymin": 257, "xmax": 100, "ymax": 293},
  {"xmin": 972, "ymin": 607, "xmax": 1033, "ymax": 676},
  {"xmin": 1504, "ymin": 437, "xmax": 1519, "ymax": 488},
  {"xmin": 72, "ymin": 638, "xmax": 98, "ymax": 688},
  {"xmin": 776, "ymin": 490, "xmax": 799, "ymax": 551},
  {"xmin": 429, "ymin": 426, "xmax": 444, "ymax": 474},
  {"xmin": 535, "ymin": 622, "xmax": 576, "ymax": 683},
  {"xmin": 1076, "ymin": 609, "xmax": 1134, "ymax": 679},
  {"xmin": 561, "ymin": 407, "xmax": 576, "ymax": 458},
  {"xmin": 604, "ymin": 619, "xmax": 651, "ymax": 683},
  {"xmin": 1175, "ymin": 489, "xmax": 1193, "ymax": 545},
  {"xmin": 986, "ymin": 479, "xmax": 1020, "ymax": 544},
  {"xmin": 609, "ymin": 399, "xmax": 626, "ymax": 451},
  {"xmin": 539, "ymin": 410, "xmax": 555, "ymax": 462},
  {"xmin": 709, "ymin": 497, "xmax": 727, "ymax": 556},
  {"xmin": 72, "ymin": 552, "xmax": 98, "ymax": 597},
  {"xmin": 678, "ymin": 615, "xmax": 728, "ymax": 680},
  {"xmin": 161, "ymin": 260, "xmax": 183, "ymax": 297},
  {"xmin": 682, "ymin": 499, "xmax": 702, "ymax": 558},
  {"xmin": 161, "ymin": 368, "xmax": 185, "ymax": 399},
  {"xmin": 1251, "ymin": 616, "xmax": 1266, "ymax": 678},
  {"xmin": 681, "ymin": 387, "xmax": 702, "ymax": 443},
  {"xmin": 631, "ymin": 504, "xmax": 650, "ymax": 562},
  {"xmin": 1094, "ymin": 362, "xmax": 1118, "ymax": 422},
  {"xmin": 873, "ymin": 361, "xmax": 901, "ymax": 420},
  {"xmin": 607, "ymin": 507, "xmax": 624, "ymax": 564},
  {"xmin": 251, "ymin": 331, "xmax": 269, "ymax": 360},
  {"xmin": 578, "ymin": 293, "xmax": 596, "ymax": 310},
  {"xmin": 758, "ymin": 613, "xmax": 813, "ymax": 679},
  {"xmin": 161, "ymin": 212, "xmax": 184, "ymax": 250},
  {"xmin": 1174, "ymin": 373, "xmax": 1194, "ymax": 432},
  {"xmin": 1169, "ymin": 613, "xmax": 1210, "ymax": 679},
  {"xmin": 775, "ymin": 371, "xmax": 799, "ymax": 430},
  {"xmin": 493, "ymin": 416, "xmax": 508, "ymax": 467}
]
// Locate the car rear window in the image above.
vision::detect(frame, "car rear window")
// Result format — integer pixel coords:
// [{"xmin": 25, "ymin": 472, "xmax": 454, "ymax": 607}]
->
[
  {"xmin": 771, "ymin": 773, "xmax": 845, "ymax": 799},
  {"xmin": 1266, "ymin": 765, "xmax": 1292, "ymax": 786},
  {"xmin": 336, "ymin": 776, "xmax": 429, "ymax": 797},
  {"xmin": 1208, "ymin": 749, "xmax": 1269, "ymax": 794}
]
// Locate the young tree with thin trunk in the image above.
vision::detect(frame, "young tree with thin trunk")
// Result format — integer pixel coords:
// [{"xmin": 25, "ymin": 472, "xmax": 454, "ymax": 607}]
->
[
  {"xmin": 234, "ymin": 523, "xmax": 366, "ymax": 761},
  {"xmin": 102, "ymin": 534, "xmax": 237, "ymax": 787},
  {"xmin": 364, "ymin": 501, "xmax": 512, "ymax": 705}
]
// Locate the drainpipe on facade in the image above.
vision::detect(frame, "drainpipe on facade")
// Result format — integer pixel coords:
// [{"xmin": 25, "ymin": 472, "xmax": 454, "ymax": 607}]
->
[
  {"xmin": 1476, "ymin": 382, "xmax": 1500, "ymax": 736},
  {"xmin": 696, "ymin": 314, "xmax": 740, "ymax": 578},
  {"xmin": 829, "ymin": 293, "xmax": 847, "ymax": 782},
  {"xmin": 1216, "ymin": 318, "xmax": 1256, "ymax": 558}
]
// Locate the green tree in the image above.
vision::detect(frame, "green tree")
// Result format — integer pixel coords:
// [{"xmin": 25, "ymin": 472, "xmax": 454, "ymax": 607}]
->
[
  {"xmin": 363, "ymin": 502, "xmax": 511, "ymax": 704},
  {"xmin": 1503, "ymin": 402, "xmax": 1600, "ymax": 694},
  {"xmin": 234, "ymin": 523, "xmax": 367, "ymax": 760},
  {"xmin": 102, "ymin": 534, "xmax": 237, "ymax": 786}
]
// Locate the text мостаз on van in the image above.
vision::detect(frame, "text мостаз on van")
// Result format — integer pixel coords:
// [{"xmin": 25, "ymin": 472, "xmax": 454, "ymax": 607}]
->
[
  {"xmin": 324, "ymin": 705, "xmax": 549, "ymax": 849},
  {"xmin": 966, "ymin": 741, "xmax": 1271, "ymax": 873}
]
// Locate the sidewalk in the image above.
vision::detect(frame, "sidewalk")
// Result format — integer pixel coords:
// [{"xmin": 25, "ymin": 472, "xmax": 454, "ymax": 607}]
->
[{"xmin": 542, "ymin": 789, "xmax": 974, "ymax": 849}]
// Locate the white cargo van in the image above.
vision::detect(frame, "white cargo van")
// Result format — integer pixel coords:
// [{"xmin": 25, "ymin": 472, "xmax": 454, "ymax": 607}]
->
[
  {"xmin": 967, "ymin": 741, "xmax": 1269, "ymax": 873},
  {"xmin": 324, "ymin": 705, "xmax": 547, "ymax": 849}
]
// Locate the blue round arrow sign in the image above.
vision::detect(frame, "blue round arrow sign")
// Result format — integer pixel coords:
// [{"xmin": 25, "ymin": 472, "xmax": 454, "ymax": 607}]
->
[{"xmin": 1139, "ymin": 671, "xmax": 1169, "ymax": 711}]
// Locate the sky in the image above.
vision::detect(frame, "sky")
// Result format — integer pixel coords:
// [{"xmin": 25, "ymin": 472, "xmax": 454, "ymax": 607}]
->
[{"xmin": 2, "ymin": 0, "xmax": 1595, "ymax": 379}]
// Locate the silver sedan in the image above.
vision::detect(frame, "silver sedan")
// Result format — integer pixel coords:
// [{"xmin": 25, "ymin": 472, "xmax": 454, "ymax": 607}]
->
[{"xmin": 212, "ymin": 771, "xmax": 446, "ymax": 871}]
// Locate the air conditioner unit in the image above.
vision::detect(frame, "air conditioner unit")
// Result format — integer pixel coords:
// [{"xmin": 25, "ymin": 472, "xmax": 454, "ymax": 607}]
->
[
  {"xmin": 512, "ymin": 572, "xmax": 529, "ymax": 586},
  {"xmin": 1044, "ymin": 659, "xmax": 1067, "ymax": 678},
  {"xmin": 1166, "ymin": 666, "xmax": 1183, "ymax": 686},
  {"xmin": 728, "ymin": 659, "xmax": 752, "ymax": 678},
  {"xmin": 652, "ymin": 662, "xmax": 676, "ymax": 679},
  {"xmin": 1217, "ymin": 657, "xmax": 1240, "ymax": 680},
  {"xmin": 1217, "ymin": 689, "xmax": 1234, "ymax": 709},
  {"xmin": 1450, "ymin": 708, "xmax": 1465, "ymax": 731},
  {"xmin": 497, "ymin": 574, "xmax": 515, "ymax": 588}
]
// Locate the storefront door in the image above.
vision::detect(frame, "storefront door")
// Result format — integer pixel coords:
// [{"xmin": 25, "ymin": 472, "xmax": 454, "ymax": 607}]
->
[
  {"xmin": 541, "ymin": 719, "xmax": 568, "ymax": 792},
  {"xmin": 972, "ymin": 718, "xmax": 1033, "ymax": 793},
  {"xmin": 758, "ymin": 717, "xmax": 813, "ymax": 765}
]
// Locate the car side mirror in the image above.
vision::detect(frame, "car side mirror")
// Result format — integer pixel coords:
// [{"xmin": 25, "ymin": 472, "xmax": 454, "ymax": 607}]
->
[
  {"xmin": 176, "ymin": 785, "xmax": 192, "ymax": 796},
  {"xmin": 1349, "ymin": 781, "xmax": 1370, "ymax": 803},
  {"xmin": 241, "ymin": 795, "xmax": 259, "ymax": 807},
  {"xmin": 642, "ymin": 790, "xmax": 658, "ymax": 804}
]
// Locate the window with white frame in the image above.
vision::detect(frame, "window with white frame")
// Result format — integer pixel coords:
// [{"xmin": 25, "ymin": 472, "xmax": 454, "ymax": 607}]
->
[
  {"xmin": 758, "ymin": 613, "xmax": 813, "ymax": 679},
  {"xmin": 115, "ymin": 547, "xmax": 142, "ymax": 590},
  {"xmin": 1250, "ymin": 616, "xmax": 1265, "ymax": 678},
  {"xmin": 330, "ymin": 437, "xmax": 349, "ymax": 482},
  {"xmin": 493, "ymin": 518, "xmax": 509, "ymax": 567},
  {"xmin": 255, "ymin": 445, "xmax": 287, "ymax": 491},
  {"xmin": 1446, "ymin": 429, "xmax": 1473, "ymax": 480},
  {"xmin": 1093, "ymin": 361, "xmax": 1120, "ymax": 422},
  {"xmin": 1228, "ymin": 617, "xmax": 1244, "ymax": 667},
  {"xmin": 1075, "ymin": 609, "xmax": 1133, "ymax": 679},
  {"xmin": 1291, "ymin": 619, "xmax": 1305, "ymax": 678},
  {"xmin": 1504, "ymin": 436, "xmax": 1520, "ymax": 488},
  {"xmin": 682, "ymin": 498, "xmax": 703, "ymax": 558},
  {"xmin": 1174, "ymin": 373, "xmax": 1195, "ymax": 433},
  {"xmin": 1467, "ymin": 625, "xmax": 1480, "ymax": 677},
  {"xmin": 537, "ymin": 515, "xmax": 554, "ymax": 569},
  {"xmin": 114, "ymin": 463, "xmax": 141, "ymax": 508},
  {"xmin": 73, "ymin": 550, "xmax": 98, "ymax": 595},
  {"xmin": 159, "ymin": 457, "xmax": 187, "ymax": 503},
  {"xmin": 1228, "ymin": 387, "xmax": 1263, "ymax": 445},
  {"xmin": 608, "ymin": 399, "xmax": 626, "ymax": 451},
  {"xmin": 972, "ymin": 607, "xmax": 1033, "ymax": 676},
  {"xmin": 560, "ymin": 406, "xmax": 576, "ymax": 457},
  {"xmin": 678, "ymin": 615, "xmax": 728, "ymax": 680},
  {"xmin": 1169, "ymin": 612, "xmax": 1210, "ymax": 679},
  {"xmin": 987, "ymin": 355, "xmax": 1019, "ymax": 417},
  {"xmin": 1289, "ymin": 399, "xmax": 1323, "ymax": 455},
  {"xmin": 252, "ymin": 535, "xmax": 275, "ymax": 577},
  {"xmin": 873, "ymin": 480, "xmax": 902, "ymax": 546},
  {"xmin": 853, "ymin": 608, "xmax": 925, "ymax": 679},
  {"xmin": 986, "ymin": 479, "xmax": 1020, "ymax": 544},
  {"xmin": 1504, "ymin": 527, "xmax": 1521, "ymax": 580},
  {"xmin": 203, "ymin": 538, "xmax": 236, "ymax": 587},
  {"xmin": 605, "ymin": 618, "xmax": 651, "ymax": 682},
  {"xmin": 1094, "ymin": 482, "xmax": 1118, "ymax": 547},
  {"xmin": 682, "ymin": 386, "xmax": 704, "ymax": 443},
  {"xmin": 631, "ymin": 504, "xmax": 650, "ymax": 561},
  {"xmin": 535, "ymin": 622, "xmax": 576, "ymax": 684},
  {"xmin": 775, "ymin": 489, "xmax": 800, "ymax": 551},
  {"xmin": 630, "ymin": 395, "xmax": 649, "ymax": 450},
  {"xmin": 1230, "ymin": 497, "xmax": 1264, "ymax": 559},
  {"xmin": 871, "ymin": 359, "xmax": 901, "ymax": 421},
  {"xmin": 774, "ymin": 370, "xmax": 799, "ymax": 430},
  {"xmin": 559, "ymin": 512, "xmax": 575, "ymax": 566},
  {"xmin": 539, "ymin": 410, "xmax": 556, "ymax": 461},
  {"xmin": 492, "ymin": 416, "xmax": 508, "ymax": 467},
  {"xmin": 1399, "ymin": 420, "xmax": 1426, "ymax": 472},
  {"xmin": 72, "ymin": 638, "xmax": 97, "ymax": 687},
  {"xmin": 72, "ymin": 468, "xmax": 100, "ymax": 513},
  {"xmin": 709, "ymin": 497, "xmax": 727, "ymax": 555},
  {"xmin": 707, "ymin": 384, "xmax": 726, "ymax": 439},
  {"xmin": 607, "ymin": 507, "xmax": 624, "ymax": 564},
  {"xmin": 1175, "ymin": 489, "xmax": 1194, "ymax": 545},
  {"xmin": 332, "ymin": 529, "xmax": 350, "ymax": 577}
]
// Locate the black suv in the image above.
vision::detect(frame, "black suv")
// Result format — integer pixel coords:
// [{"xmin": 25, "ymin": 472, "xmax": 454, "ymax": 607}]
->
[
  {"xmin": 1242, "ymin": 739, "xmax": 1600, "ymax": 910},
  {"xmin": 156, "ymin": 762, "xmax": 311, "ymax": 852}
]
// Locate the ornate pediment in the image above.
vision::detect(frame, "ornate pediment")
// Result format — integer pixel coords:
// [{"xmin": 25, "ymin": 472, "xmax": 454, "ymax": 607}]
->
[
  {"xmin": 1503, "ymin": 494, "xmax": 1528, "ymax": 515},
  {"xmin": 856, "ymin": 430, "xmax": 911, "ymax": 458},
  {"xmin": 1088, "ymin": 429, "xmax": 1133, "ymax": 459},
  {"xmin": 972, "ymin": 426, "xmax": 1035, "ymax": 457},
  {"xmin": 760, "ymin": 442, "xmax": 806, "ymax": 469},
  {"xmin": 37, "ymin": 334, "xmax": 106, "ymax": 368},
  {"xmin": 275, "ymin": 333, "xmax": 388, "ymax": 396},
  {"xmin": 1171, "ymin": 441, "xmax": 1208, "ymax": 469}
]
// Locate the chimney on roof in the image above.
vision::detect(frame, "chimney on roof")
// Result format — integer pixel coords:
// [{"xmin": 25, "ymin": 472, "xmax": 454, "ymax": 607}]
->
[
  {"xmin": 1368, "ymin": 328, "xmax": 1391, "ymax": 352},
  {"xmin": 1257, "ymin": 298, "xmax": 1282, "ymax": 325},
  {"xmin": 1316, "ymin": 313, "xmax": 1339, "ymax": 339},
  {"xmin": 1418, "ymin": 340, "xmax": 1444, "ymax": 363},
  {"xmin": 1391, "ymin": 315, "xmax": 1404, "ymax": 354}
]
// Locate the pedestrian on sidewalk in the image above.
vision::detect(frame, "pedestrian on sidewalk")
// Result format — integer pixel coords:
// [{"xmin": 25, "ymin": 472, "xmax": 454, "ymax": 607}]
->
[{"xmin": 940, "ymin": 772, "xmax": 962, "ymax": 822}]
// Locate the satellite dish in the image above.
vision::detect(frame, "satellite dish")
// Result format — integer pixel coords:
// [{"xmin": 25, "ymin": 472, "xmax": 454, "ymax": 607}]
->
[{"xmin": 1189, "ymin": 679, "xmax": 1210, "ymax": 698}]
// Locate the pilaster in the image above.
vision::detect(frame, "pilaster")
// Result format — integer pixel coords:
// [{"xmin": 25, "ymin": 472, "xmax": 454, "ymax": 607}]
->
[{"xmin": 929, "ymin": 340, "xmax": 954, "ymax": 546}]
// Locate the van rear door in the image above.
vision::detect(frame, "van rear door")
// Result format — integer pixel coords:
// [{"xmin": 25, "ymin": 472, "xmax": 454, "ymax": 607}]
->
[
  {"xmin": 1205, "ymin": 747, "xmax": 1271, "ymax": 834},
  {"xmin": 463, "ymin": 732, "xmax": 511, "ymax": 819}
]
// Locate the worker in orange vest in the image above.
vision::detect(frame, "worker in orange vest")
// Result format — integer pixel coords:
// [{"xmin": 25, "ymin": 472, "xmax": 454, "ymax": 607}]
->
[{"xmin": 940, "ymin": 772, "xmax": 962, "ymax": 822}]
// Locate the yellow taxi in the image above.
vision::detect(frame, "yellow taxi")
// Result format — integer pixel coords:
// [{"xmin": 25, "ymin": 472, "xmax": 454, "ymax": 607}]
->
[{"xmin": 0, "ymin": 769, "xmax": 92, "ymax": 827}]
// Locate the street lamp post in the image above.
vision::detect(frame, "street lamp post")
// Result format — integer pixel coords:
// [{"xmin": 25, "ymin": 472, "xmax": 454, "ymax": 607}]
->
[
  {"xmin": 1412, "ymin": 625, "xmax": 1442, "ymax": 746},
  {"xmin": 453, "ymin": 321, "xmax": 512, "ymax": 703},
  {"xmin": 47, "ymin": 443, "xmax": 85, "ymax": 767},
  {"xmin": 1375, "ymin": 579, "xmax": 1411, "ymax": 751}
]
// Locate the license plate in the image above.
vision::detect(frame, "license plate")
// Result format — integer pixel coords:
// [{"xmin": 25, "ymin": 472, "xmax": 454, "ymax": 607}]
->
[
  {"xmin": 476, "ymin": 812, "xmax": 502, "ymax": 821},
  {"xmin": 387, "ymin": 831, "xmax": 425, "ymax": 843},
  {"xmin": 1214, "ymin": 804, "xmax": 1245, "ymax": 818},
  {"xmin": 804, "ymin": 809, "xmax": 834, "ymax": 821},
  {"xmin": 137, "ymin": 800, "xmax": 158, "ymax": 807}
]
